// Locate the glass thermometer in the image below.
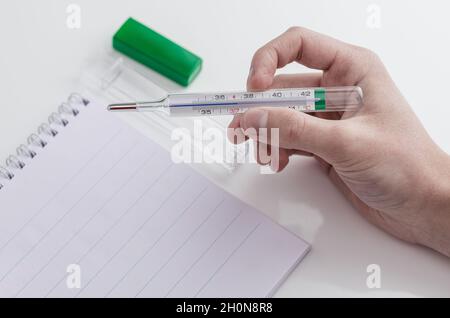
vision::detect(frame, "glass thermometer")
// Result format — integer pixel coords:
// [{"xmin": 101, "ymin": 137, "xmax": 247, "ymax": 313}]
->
[{"xmin": 107, "ymin": 86, "xmax": 363, "ymax": 117}]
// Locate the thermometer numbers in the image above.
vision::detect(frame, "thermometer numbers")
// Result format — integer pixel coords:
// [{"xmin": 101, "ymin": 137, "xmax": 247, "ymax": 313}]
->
[
  {"xmin": 214, "ymin": 94, "xmax": 226, "ymax": 100},
  {"xmin": 272, "ymin": 92, "xmax": 283, "ymax": 98},
  {"xmin": 300, "ymin": 90, "xmax": 312, "ymax": 97},
  {"xmin": 200, "ymin": 109, "xmax": 212, "ymax": 115}
]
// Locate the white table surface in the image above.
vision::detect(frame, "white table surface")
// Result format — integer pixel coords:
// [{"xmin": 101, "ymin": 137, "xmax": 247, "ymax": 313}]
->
[{"xmin": 0, "ymin": 0, "xmax": 449, "ymax": 297}]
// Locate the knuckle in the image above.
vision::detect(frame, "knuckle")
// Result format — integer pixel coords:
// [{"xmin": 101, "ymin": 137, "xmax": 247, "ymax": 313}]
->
[
  {"xmin": 253, "ymin": 47, "xmax": 266, "ymax": 60},
  {"xmin": 286, "ymin": 26, "xmax": 302, "ymax": 34},
  {"xmin": 355, "ymin": 46, "xmax": 381, "ymax": 65},
  {"xmin": 253, "ymin": 45, "xmax": 276, "ymax": 66}
]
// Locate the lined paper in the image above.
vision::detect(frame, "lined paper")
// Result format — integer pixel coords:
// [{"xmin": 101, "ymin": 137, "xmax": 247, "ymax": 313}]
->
[{"xmin": 0, "ymin": 100, "xmax": 309, "ymax": 298}]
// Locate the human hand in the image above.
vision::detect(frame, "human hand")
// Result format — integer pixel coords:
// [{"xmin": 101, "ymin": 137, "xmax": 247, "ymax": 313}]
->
[{"xmin": 228, "ymin": 27, "xmax": 450, "ymax": 256}]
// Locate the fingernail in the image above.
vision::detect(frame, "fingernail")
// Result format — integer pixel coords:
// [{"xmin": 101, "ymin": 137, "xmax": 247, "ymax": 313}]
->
[
  {"xmin": 243, "ymin": 109, "xmax": 268, "ymax": 130},
  {"xmin": 247, "ymin": 67, "xmax": 255, "ymax": 86},
  {"xmin": 248, "ymin": 66, "xmax": 254, "ymax": 78},
  {"xmin": 270, "ymin": 159, "xmax": 278, "ymax": 172}
]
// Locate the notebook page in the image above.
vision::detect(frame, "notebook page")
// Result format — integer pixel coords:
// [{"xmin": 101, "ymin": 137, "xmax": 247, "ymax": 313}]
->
[{"xmin": 0, "ymin": 100, "xmax": 309, "ymax": 298}]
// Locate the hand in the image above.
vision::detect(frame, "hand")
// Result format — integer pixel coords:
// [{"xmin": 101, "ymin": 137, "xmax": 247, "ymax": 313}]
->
[{"xmin": 228, "ymin": 27, "xmax": 450, "ymax": 257}]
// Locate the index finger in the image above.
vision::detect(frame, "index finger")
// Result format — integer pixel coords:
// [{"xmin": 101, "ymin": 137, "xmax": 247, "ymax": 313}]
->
[{"xmin": 248, "ymin": 26, "xmax": 369, "ymax": 90}]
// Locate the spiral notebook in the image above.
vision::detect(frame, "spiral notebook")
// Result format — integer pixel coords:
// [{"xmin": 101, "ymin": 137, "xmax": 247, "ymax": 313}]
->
[{"xmin": 0, "ymin": 94, "xmax": 309, "ymax": 298}]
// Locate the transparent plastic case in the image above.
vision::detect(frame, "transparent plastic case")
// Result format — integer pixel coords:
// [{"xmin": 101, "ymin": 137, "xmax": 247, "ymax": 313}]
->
[{"xmin": 79, "ymin": 55, "xmax": 248, "ymax": 173}]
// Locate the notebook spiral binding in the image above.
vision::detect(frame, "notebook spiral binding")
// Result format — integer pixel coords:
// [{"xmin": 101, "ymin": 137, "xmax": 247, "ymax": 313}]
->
[{"xmin": 0, "ymin": 93, "xmax": 89, "ymax": 190}]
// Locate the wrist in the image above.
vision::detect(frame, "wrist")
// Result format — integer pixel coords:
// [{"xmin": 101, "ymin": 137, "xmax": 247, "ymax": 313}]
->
[
  {"xmin": 420, "ymin": 152, "xmax": 450, "ymax": 256},
  {"xmin": 431, "ymin": 153, "xmax": 450, "ymax": 212}
]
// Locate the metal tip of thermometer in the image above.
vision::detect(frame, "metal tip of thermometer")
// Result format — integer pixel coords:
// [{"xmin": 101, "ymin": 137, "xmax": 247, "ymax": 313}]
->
[{"xmin": 107, "ymin": 103, "xmax": 138, "ymax": 112}]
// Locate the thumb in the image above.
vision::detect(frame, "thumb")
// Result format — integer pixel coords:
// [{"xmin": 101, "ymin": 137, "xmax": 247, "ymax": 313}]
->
[{"xmin": 240, "ymin": 107, "xmax": 344, "ymax": 161}]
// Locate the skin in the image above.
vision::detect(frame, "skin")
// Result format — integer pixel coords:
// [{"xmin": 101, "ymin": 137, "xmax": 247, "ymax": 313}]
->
[{"xmin": 228, "ymin": 27, "xmax": 450, "ymax": 257}]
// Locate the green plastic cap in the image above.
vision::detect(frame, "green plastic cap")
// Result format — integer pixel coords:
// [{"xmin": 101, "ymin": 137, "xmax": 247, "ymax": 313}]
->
[{"xmin": 113, "ymin": 18, "xmax": 202, "ymax": 87}]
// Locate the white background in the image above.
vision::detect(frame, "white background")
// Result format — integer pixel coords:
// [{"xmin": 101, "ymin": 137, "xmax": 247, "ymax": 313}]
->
[{"xmin": 0, "ymin": 0, "xmax": 449, "ymax": 297}]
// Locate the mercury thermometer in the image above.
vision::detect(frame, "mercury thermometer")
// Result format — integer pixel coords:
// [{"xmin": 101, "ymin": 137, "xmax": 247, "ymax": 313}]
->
[{"xmin": 107, "ymin": 86, "xmax": 363, "ymax": 116}]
